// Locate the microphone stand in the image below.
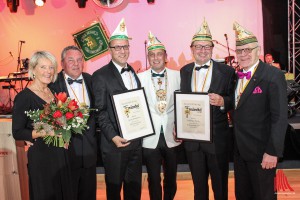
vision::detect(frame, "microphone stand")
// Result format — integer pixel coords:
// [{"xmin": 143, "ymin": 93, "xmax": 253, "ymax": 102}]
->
[
  {"xmin": 17, "ymin": 41, "xmax": 24, "ymax": 72},
  {"xmin": 144, "ymin": 40, "xmax": 148, "ymax": 70},
  {"xmin": 224, "ymin": 34, "xmax": 232, "ymax": 67},
  {"xmin": 17, "ymin": 41, "xmax": 25, "ymax": 90}
]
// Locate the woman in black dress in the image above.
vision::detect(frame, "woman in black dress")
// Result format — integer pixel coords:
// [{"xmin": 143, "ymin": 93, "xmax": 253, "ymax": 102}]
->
[{"xmin": 12, "ymin": 51, "xmax": 73, "ymax": 200}]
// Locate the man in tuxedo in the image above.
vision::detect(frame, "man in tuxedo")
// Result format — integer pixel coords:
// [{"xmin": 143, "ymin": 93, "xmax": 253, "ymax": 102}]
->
[
  {"xmin": 180, "ymin": 19, "xmax": 235, "ymax": 200},
  {"xmin": 232, "ymin": 22, "xmax": 287, "ymax": 200},
  {"xmin": 138, "ymin": 32, "xmax": 181, "ymax": 200},
  {"xmin": 91, "ymin": 18, "xmax": 142, "ymax": 200},
  {"xmin": 49, "ymin": 45, "xmax": 97, "ymax": 200}
]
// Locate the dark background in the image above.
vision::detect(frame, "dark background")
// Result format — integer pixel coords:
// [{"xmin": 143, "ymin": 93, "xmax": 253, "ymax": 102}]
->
[{"xmin": 262, "ymin": 0, "xmax": 288, "ymax": 70}]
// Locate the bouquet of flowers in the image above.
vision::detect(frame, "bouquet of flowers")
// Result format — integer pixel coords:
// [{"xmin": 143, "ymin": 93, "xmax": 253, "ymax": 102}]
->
[{"xmin": 25, "ymin": 92, "xmax": 90, "ymax": 148}]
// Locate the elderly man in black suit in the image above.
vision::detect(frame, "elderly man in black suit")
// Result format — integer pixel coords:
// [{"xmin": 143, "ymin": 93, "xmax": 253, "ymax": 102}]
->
[
  {"xmin": 91, "ymin": 18, "xmax": 142, "ymax": 200},
  {"xmin": 49, "ymin": 45, "xmax": 97, "ymax": 200},
  {"xmin": 232, "ymin": 22, "xmax": 288, "ymax": 200},
  {"xmin": 180, "ymin": 19, "xmax": 235, "ymax": 200}
]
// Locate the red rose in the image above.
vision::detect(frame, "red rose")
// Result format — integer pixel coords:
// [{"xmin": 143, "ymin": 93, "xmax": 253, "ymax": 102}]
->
[
  {"xmin": 53, "ymin": 110, "xmax": 63, "ymax": 118},
  {"xmin": 76, "ymin": 112, "xmax": 83, "ymax": 118},
  {"xmin": 55, "ymin": 92, "xmax": 67, "ymax": 103},
  {"xmin": 65, "ymin": 112, "xmax": 74, "ymax": 120},
  {"xmin": 68, "ymin": 99, "xmax": 79, "ymax": 111}
]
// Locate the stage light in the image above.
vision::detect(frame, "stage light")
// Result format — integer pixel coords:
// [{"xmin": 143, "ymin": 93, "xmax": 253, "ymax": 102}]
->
[
  {"xmin": 7, "ymin": 0, "xmax": 19, "ymax": 13},
  {"xmin": 147, "ymin": 0, "xmax": 154, "ymax": 3},
  {"xmin": 76, "ymin": 0, "xmax": 87, "ymax": 8},
  {"xmin": 35, "ymin": 0, "xmax": 45, "ymax": 7}
]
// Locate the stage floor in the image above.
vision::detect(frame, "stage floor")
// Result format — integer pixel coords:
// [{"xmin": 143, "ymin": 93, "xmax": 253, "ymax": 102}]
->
[{"xmin": 96, "ymin": 169, "xmax": 299, "ymax": 200}]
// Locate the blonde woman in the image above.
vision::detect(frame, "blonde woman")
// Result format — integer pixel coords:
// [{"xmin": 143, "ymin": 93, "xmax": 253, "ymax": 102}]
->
[{"xmin": 12, "ymin": 51, "xmax": 73, "ymax": 200}]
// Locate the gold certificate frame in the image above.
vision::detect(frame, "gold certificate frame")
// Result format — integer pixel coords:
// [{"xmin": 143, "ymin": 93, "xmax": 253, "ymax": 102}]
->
[
  {"xmin": 174, "ymin": 91, "xmax": 213, "ymax": 142},
  {"xmin": 111, "ymin": 88, "xmax": 155, "ymax": 141}
]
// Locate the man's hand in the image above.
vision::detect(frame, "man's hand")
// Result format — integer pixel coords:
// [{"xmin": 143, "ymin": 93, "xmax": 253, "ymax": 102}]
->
[
  {"xmin": 261, "ymin": 153, "xmax": 278, "ymax": 169},
  {"xmin": 173, "ymin": 127, "xmax": 182, "ymax": 143},
  {"xmin": 112, "ymin": 136, "xmax": 130, "ymax": 148},
  {"xmin": 208, "ymin": 93, "xmax": 224, "ymax": 107}
]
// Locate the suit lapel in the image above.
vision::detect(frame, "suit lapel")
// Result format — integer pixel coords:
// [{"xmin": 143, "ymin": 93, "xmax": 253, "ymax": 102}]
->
[
  {"xmin": 110, "ymin": 62, "xmax": 141, "ymax": 90},
  {"xmin": 57, "ymin": 71, "xmax": 70, "ymax": 96},
  {"xmin": 82, "ymin": 73, "xmax": 93, "ymax": 105},
  {"xmin": 236, "ymin": 62, "xmax": 265, "ymax": 109},
  {"xmin": 208, "ymin": 61, "xmax": 222, "ymax": 93},
  {"xmin": 110, "ymin": 62, "xmax": 128, "ymax": 90},
  {"xmin": 185, "ymin": 64, "xmax": 194, "ymax": 92}
]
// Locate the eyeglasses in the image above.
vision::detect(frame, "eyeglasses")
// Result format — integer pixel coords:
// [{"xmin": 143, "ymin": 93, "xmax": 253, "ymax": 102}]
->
[
  {"xmin": 236, "ymin": 46, "xmax": 258, "ymax": 54},
  {"xmin": 148, "ymin": 52, "xmax": 165, "ymax": 58},
  {"xmin": 192, "ymin": 45, "xmax": 212, "ymax": 51},
  {"xmin": 109, "ymin": 45, "xmax": 130, "ymax": 51}
]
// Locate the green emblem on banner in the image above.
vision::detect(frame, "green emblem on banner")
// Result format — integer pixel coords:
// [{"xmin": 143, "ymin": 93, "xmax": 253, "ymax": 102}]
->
[{"xmin": 73, "ymin": 22, "xmax": 109, "ymax": 61}]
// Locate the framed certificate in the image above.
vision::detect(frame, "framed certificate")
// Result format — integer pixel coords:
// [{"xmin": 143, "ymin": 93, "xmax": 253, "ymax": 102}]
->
[
  {"xmin": 111, "ymin": 88, "xmax": 155, "ymax": 141},
  {"xmin": 174, "ymin": 91, "xmax": 213, "ymax": 142}
]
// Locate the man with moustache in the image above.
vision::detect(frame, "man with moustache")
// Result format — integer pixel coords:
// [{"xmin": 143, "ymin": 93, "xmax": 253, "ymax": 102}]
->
[
  {"xmin": 232, "ymin": 22, "xmax": 287, "ymax": 200},
  {"xmin": 92, "ymin": 18, "xmax": 142, "ymax": 200},
  {"xmin": 138, "ymin": 32, "xmax": 181, "ymax": 200},
  {"xmin": 180, "ymin": 19, "xmax": 235, "ymax": 200},
  {"xmin": 49, "ymin": 45, "xmax": 97, "ymax": 200}
]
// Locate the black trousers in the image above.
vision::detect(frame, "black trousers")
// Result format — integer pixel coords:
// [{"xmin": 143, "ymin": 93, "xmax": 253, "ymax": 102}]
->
[
  {"xmin": 186, "ymin": 149, "xmax": 229, "ymax": 200},
  {"xmin": 234, "ymin": 149, "xmax": 277, "ymax": 200},
  {"xmin": 143, "ymin": 133, "xmax": 178, "ymax": 200},
  {"xmin": 71, "ymin": 165, "xmax": 96, "ymax": 200},
  {"xmin": 102, "ymin": 147, "xmax": 142, "ymax": 200}
]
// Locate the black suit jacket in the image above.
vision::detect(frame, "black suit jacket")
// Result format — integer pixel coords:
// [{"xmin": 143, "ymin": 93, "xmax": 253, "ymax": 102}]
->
[
  {"xmin": 180, "ymin": 60, "xmax": 235, "ymax": 154},
  {"xmin": 49, "ymin": 71, "xmax": 97, "ymax": 168},
  {"xmin": 233, "ymin": 60, "xmax": 288, "ymax": 162},
  {"xmin": 91, "ymin": 61, "xmax": 142, "ymax": 153}
]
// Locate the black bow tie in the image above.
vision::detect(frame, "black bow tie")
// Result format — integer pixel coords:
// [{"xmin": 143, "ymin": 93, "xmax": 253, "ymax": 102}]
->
[
  {"xmin": 121, "ymin": 67, "xmax": 131, "ymax": 74},
  {"xmin": 152, "ymin": 73, "xmax": 164, "ymax": 78},
  {"xmin": 195, "ymin": 65, "xmax": 209, "ymax": 71},
  {"xmin": 67, "ymin": 78, "xmax": 83, "ymax": 85}
]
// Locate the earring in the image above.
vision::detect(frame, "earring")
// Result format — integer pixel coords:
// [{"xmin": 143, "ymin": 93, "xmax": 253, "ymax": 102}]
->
[{"xmin": 33, "ymin": 74, "xmax": 36, "ymax": 79}]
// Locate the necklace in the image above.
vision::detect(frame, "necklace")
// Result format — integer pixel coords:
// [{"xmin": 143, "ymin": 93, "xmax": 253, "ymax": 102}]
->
[
  {"xmin": 193, "ymin": 62, "xmax": 212, "ymax": 92},
  {"xmin": 151, "ymin": 70, "xmax": 168, "ymax": 114},
  {"xmin": 33, "ymin": 84, "xmax": 53, "ymax": 103},
  {"xmin": 64, "ymin": 73, "xmax": 87, "ymax": 107},
  {"xmin": 235, "ymin": 63, "xmax": 259, "ymax": 107}
]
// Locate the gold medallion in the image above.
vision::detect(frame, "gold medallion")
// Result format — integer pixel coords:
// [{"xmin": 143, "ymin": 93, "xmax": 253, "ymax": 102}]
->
[
  {"xmin": 157, "ymin": 101, "xmax": 167, "ymax": 114},
  {"xmin": 156, "ymin": 89, "xmax": 166, "ymax": 99}
]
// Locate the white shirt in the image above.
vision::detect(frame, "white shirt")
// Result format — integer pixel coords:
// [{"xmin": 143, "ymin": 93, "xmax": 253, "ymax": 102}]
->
[
  {"xmin": 64, "ymin": 73, "xmax": 90, "ymax": 107},
  {"xmin": 235, "ymin": 60, "xmax": 260, "ymax": 107},
  {"xmin": 113, "ymin": 61, "xmax": 138, "ymax": 90},
  {"xmin": 191, "ymin": 60, "xmax": 213, "ymax": 92}
]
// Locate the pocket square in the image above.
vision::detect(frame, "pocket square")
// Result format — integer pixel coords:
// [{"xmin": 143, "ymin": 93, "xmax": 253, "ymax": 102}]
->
[{"xmin": 253, "ymin": 86, "xmax": 262, "ymax": 94}]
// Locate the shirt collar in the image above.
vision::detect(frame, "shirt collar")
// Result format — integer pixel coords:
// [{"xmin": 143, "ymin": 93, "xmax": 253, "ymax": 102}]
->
[
  {"xmin": 242, "ymin": 60, "xmax": 259, "ymax": 73},
  {"xmin": 112, "ymin": 60, "xmax": 128, "ymax": 74},
  {"xmin": 64, "ymin": 72, "xmax": 83, "ymax": 81},
  {"xmin": 151, "ymin": 68, "xmax": 166, "ymax": 75},
  {"xmin": 194, "ymin": 60, "xmax": 211, "ymax": 67}
]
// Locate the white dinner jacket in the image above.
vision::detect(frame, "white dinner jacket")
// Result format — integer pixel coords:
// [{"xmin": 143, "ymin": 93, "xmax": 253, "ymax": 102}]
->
[{"xmin": 138, "ymin": 68, "xmax": 181, "ymax": 149}]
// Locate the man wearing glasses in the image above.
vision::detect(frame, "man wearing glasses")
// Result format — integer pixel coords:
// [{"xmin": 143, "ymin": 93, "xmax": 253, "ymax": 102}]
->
[
  {"xmin": 233, "ymin": 22, "xmax": 287, "ymax": 200},
  {"xmin": 180, "ymin": 19, "xmax": 235, "ymax": 200},
  {"xmin": 92, "ymin": 18, "xmax": 142, "ymax": 200}
]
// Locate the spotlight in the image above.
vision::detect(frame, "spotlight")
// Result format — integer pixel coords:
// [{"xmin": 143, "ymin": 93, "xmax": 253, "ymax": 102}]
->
[
  {"xmin": 35, "ymin": 0, "xmax": 45, "ymax": 7},
  {"xmin": 7, "ymin": 0, "xmax": 19, "ymax": 13},
  {"xmin": 76, "ymin": 0, "xmax": 87, "ymax": 8},
  {"xmin": 147, "ymin": 0, "xmax": 154, "ymax": 3}
]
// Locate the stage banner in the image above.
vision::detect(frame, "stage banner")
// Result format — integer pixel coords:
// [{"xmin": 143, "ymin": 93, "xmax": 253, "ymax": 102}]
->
[{"xmin": 73, "ymin": 21, "xmax": 109, "ymax": 61}]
